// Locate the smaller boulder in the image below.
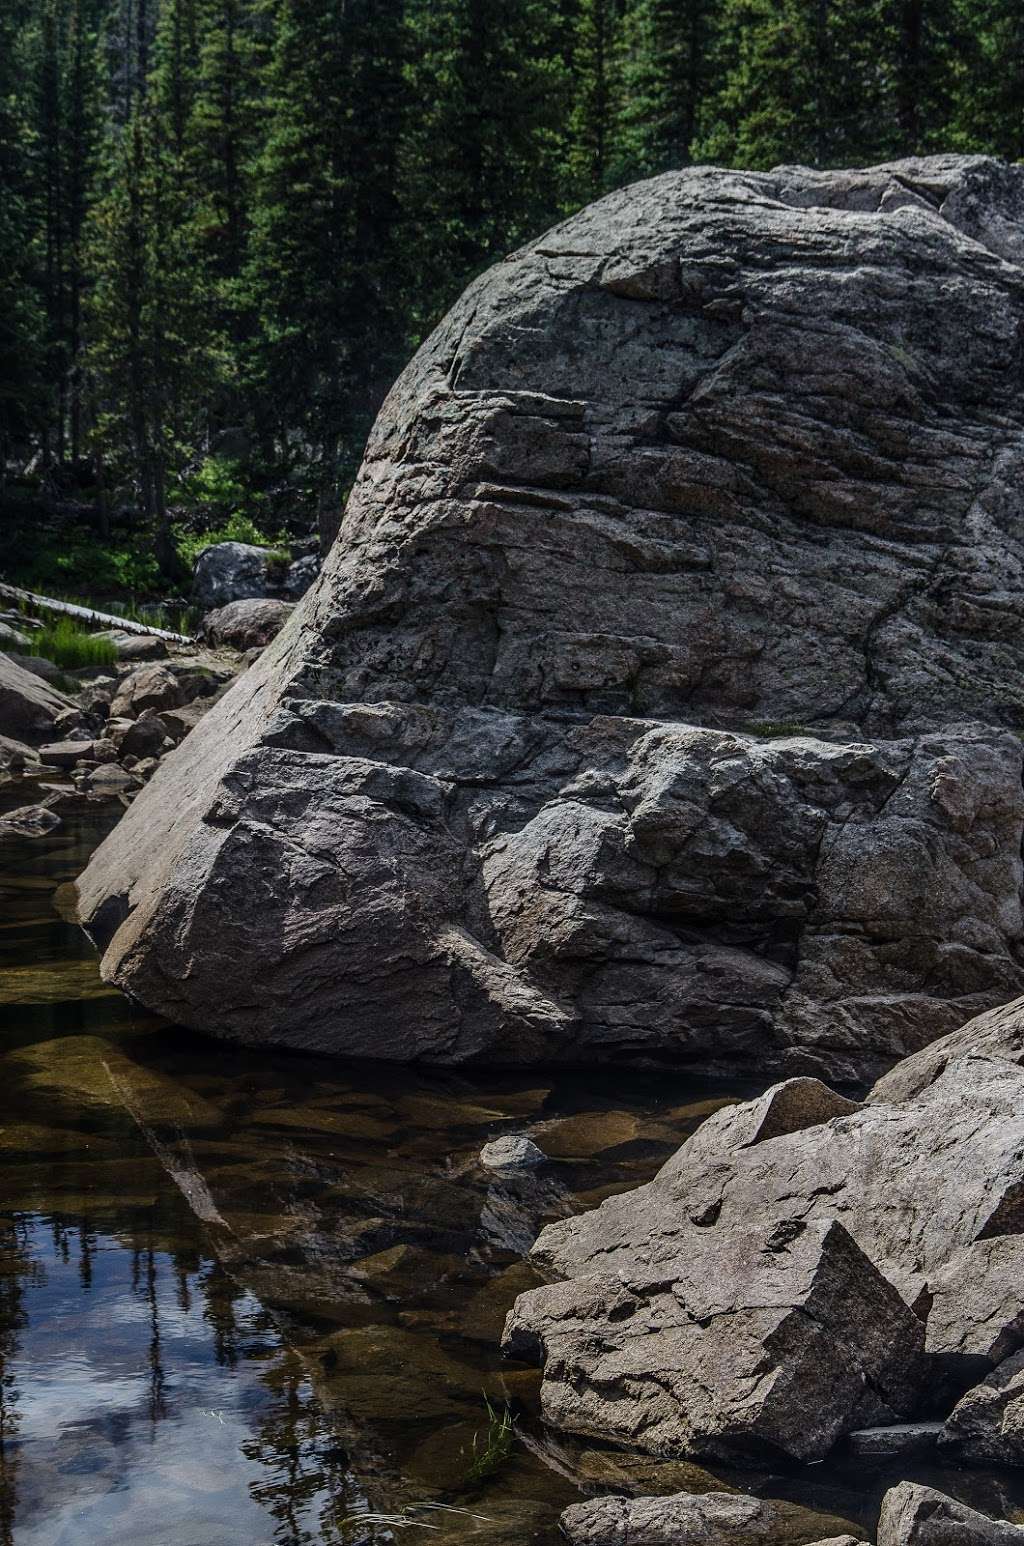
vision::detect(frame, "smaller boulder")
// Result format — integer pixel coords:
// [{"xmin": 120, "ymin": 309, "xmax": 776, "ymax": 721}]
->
[
  {"xmin": 110, "ymin": 716, "xmax": 168, "ymax": 761},
  {"xmin": 14, "ymin": 654, "xmax": 69, "ymax": 687},
  {"xmin": 193, "ymin": 541, "xmax": 286, "ymax": 608},
  {"xmin": 560, "ymin": 1492, "xmax": 866, "ymax": 1546},
  {"xmin": 0, "ymin": 652, "xmax": 77, "ymax": 744},
  {"xmin": 0, "ymin": 621, "xmax": 29, "ymax": 649},
  {"xmin": 110, "ymin": 662, "xmax": 227, "ymax": 720},
  {"xmin": 480, "ymin": 1135, "xmax": 547, "ymax": 1170},
  {"xmin": 877, "ymin": 1484, "xmax": 1024, "ymax": 1546},
  {"xmin": 940, "ymin": 1350, "xmax": 1024, "ymax": 1466},
  {"xmin": 201, "ymin": 597, "xmax": 294, "ymax": 650},
  {"xmin": 157, "ymin": 698, "xmax": 213, "ymax": 744},
  {"xmin": 118, "ymin": 633, "xmax": 169, "ymax": 662}
]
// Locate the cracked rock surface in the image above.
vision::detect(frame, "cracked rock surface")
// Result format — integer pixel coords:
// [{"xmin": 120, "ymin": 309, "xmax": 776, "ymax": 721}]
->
[{"xmin": 76, "ymin": 155, "xmax": 1024, "ymax": 1073}]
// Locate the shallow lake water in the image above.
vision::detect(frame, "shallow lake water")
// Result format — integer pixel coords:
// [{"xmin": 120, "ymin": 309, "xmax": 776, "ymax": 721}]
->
[{"xmin": 2, "ymin": 782, "xmax": 1024, "ymax": 1544}]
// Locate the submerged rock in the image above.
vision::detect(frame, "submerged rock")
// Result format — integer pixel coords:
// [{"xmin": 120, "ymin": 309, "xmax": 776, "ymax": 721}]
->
[{"xmin": 76, "ymin": 155, "xmax": 1024, "ymax": 1072}]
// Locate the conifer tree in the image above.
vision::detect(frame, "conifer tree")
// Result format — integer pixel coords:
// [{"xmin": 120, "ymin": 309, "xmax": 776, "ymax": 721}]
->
[
  {"xmin": 567, "ymin": 0, "xmax": 624, "ymax": 200},
  {"xmin": 616, "ymin": 0, "xmax": 714, "ymax": 177}
]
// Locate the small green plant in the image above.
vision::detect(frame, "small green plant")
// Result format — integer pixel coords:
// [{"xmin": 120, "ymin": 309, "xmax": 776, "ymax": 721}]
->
[
  {"xmin": 464, "ymin": 1397, "xmax": 516, "ymax": 1486},
  {"xmin": 173, "ymin": 508, "xmax": 289, "ymax": 569},
  {"xmin": 13, "ymin": 616, "xmax": 118, "ymax": 672}
]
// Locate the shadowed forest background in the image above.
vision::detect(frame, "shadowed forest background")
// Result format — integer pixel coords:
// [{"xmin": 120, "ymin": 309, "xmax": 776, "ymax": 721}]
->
[{"xmin": 2, "ymin": 0, "xmax": 1023, "ymax": 596}]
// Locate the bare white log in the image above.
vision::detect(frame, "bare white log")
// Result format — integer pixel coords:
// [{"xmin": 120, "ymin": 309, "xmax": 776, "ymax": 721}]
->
[{"xmin": 0, "ymin": 582, "xmax": 193, "ymax": 644}]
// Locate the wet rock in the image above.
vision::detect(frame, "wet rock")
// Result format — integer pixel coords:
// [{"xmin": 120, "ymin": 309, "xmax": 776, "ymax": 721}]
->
[
  {"xmin": 0, "ymin": 803, "xmax": 61, "ymax": 836},
  {"xmin": 876, "ymin": 1483, "xmax": 1024, "ymax": 1546},
  {"xmin": 846, "ymin": 1423, "xmax": 942, "ymax": 1460},
  {"xmin": 201, "ymin": 598, "xmax": 295, "ymax": 650},
  {"xmin": 84, "ymin": 762, "xmax": 139, "ymax": 792},
  {"xmin": 76, "ymin": 156, "xmax": 1024, "ymax": 1073},
  {"xmin": 193, "ymin": 541, "xmax": 287, "ymax": 609},
  {"xmin": 941, "ymin": 1351, "xmax": 1024, "ymax": 1466},
  {"xmin": 560, "ymin": 1491, "xmax": 866, "ymax": 1546},
  {"xmin": 0, "ymin": 651, "xmax": 77, "ymax": 744},
  {"xmin": 480, "ymin": 1134, "xmax": 546, "ymax": 1169},
  {"xmin": 503, "ymin": 1216, "xmax": 925, "ymax": 1463}
]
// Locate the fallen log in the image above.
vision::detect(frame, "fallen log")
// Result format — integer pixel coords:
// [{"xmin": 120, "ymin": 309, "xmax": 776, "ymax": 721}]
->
[{"xmin": 0, "ymin": 581, "xmax": 194, "ymax": 644}]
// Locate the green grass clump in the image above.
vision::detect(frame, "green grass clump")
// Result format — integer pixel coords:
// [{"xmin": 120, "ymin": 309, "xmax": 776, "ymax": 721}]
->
[
  {"xmin": 15, "ymin": 617, "xmax": 118, "ymax": 672},
  {"xmin": 464, "ymin": 1397, "xmax": 516, "ymax": 1486}
]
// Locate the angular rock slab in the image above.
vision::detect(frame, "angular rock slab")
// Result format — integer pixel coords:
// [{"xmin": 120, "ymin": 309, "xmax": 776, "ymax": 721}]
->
[
  {"xmin": 502, "ymin": 1216, "xmax": 925, "ymax": 1463},
  {"xmin": 877, "ymin": 1484, "xmax": 1024, "ymax": 1546},
  {"xmin": 530, "ymin": 1055, "xmax": 1024, "ymax": 1353},
  {"xmin": 76, "ymin": 156, "xmax": 1024, "ymax": 1070}
]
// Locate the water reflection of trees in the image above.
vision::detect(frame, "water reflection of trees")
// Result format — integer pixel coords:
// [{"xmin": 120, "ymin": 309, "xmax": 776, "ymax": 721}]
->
[{"xmin": 0, "ymin": 1217, "xmax": 38, "ymax": 1546}]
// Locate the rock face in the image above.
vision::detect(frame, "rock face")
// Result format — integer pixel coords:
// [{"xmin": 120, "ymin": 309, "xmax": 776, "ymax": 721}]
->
[
  {"xmin": 502, "ymin": 1029, "xmax": 1024, "ymax": 1462},
  {"xmin": 76, "ymin": 155, "xmax": 1024, "ymax": 1072}
]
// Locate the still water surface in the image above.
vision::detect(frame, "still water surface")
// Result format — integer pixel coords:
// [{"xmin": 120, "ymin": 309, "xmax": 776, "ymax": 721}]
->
[{"xmin": 2, "ymin": 787, "xmax": 1023, "ymax": 1544}]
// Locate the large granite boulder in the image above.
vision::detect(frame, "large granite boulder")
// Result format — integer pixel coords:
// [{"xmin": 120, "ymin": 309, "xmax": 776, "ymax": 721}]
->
[
  {"xmin": 502, "ymin": 1045, "xmax": 1024, "ymax": 1461},
  {"xmin": 75, "ymin": 155, "xmax": 1024, "ymax": 1072}
]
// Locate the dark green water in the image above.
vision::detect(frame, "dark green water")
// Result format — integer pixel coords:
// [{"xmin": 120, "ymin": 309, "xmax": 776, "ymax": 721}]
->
[{"xmin": 1, "ymin": 784, "xmax": 1023, "ymax": 1544}]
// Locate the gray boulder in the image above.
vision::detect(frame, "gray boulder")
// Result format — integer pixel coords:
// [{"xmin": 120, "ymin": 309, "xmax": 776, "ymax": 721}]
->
[
  {"xmin": 480, "ymin": 1134, "xmax": 546, "ymax": 1170},
  {"xmin": 560, "ymin": 1492, "xmax": 867, "ymax": 1546},
  {"xmin": 75, "ymin": 156, "xmax": 1024, "ymax": 1072},
  {"xmin": 877, "ymin": 1484, "xmax": 1024, "ymax": 1546},
  {"xmin": 0, "ymin": 652, "xmax": 77, "ymax": 744},
  {"xmin": 941, "ymin": 1350, "xmax": 1024, "ymax": 1465},
  {"xmin": 192, "ymin": 541, "xmax": 287, "ymax": 608},
  {"xmin": 504, "ymin": 1051, "xmax": 1024, "ymax": 1463},
  {"xmin": 200, "ymin": 598, "xmax": 295, "ymax": 650},
  {"xmin": 503, "ymin": 1216, "xmax": 926, "ymax": 1463},
  {"xmin": 109, "ymin": 662, "xmax": 229, "ymax": 720}
]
